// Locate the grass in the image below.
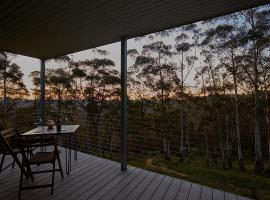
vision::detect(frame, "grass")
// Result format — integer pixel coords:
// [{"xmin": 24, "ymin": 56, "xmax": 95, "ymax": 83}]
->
[{"xmin": 128, "ymin": 154, "xmax": 270, "ymax": 200}]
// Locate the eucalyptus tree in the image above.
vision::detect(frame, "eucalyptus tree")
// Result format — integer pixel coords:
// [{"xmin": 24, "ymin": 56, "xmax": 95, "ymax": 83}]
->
[
  {"xmin": 29, "ymin": 71, "xmax": 41, "ymax": 101},
  {"xmin": 131, "ymin": 41, "xmax": 177, "ymax": 159},
  {"xmin": 237, "ymin": 7, "xmax": 270, "ymax": 173},
  {"xmin": 260, "ymin": 56, "xmax": 270, "ymax": 164},
  {"xmin": 81, "ymin": 58, "xmax": 120, "ymax": 115},
  {"xmin": 128, "ymin": 49, "xmax": 156, "ymax": 156},
  {"xmin": 80, "ymin": 57, "xmax": 120, "ymax": 153},
  {"xmin": 46, "ymin": 68, "xmax": 74, "ymax": 117},
  {"xmin": 199, "ymin": 49, "xmax": 226, "ymax": 167},
  {"xmin": 128, "ymin": 49, "xmax": 153, "ymax": 124},
  {"xmin": 37, "ymin": 55, "xmax": 74, "ymax": 108},
  {"xmin": 69, "ymin": 61, "xmax": 87, "ymax": 101},
  {"xmin": 202, "ymin": 23, "xmax": 245, "ymax": 170},
  {"xmin": 194, "ymin": 65, "xmax": 211, "ymax": 167},
  {"xmin": 0, "ymin": 52, "xmax": 28, "ymax": 129},
  {"xmin": 174, "ymin": 31, "xmax": 198, "ymax": 160}
]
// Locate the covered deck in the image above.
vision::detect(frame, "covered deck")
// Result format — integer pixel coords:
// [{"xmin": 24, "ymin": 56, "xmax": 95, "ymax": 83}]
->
[
  {"xmin": 0, "ymin": 1, "xmax": 267, "ymax": 200},
  {"xmin": 0, "ymin": 148, "xmax": 250, "ymax": 200}
]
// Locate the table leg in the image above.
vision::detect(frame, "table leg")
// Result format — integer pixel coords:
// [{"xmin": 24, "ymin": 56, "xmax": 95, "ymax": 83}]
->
[
  {"xmin": 65, "ymin": 134, "xmax": 72, "ymax": 175},
  {"xmin": 40, "ymin": 135, "xmax": 44, "ymax": 152},
  {"xmin": 64, "ymin": 135, "xmax": 68, "ymax": 174},
  {"xmin": 73, "ymin": 134, "xmax": 77, "ymax": 161},
  {"xmin": 69, "ymin": 134, "xmax": 71, "ymax": 172}
]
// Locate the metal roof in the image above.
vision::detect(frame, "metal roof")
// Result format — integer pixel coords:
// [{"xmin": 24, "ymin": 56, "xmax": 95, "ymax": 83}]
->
[{"xmin": 0, "ymin": 0, "xmax": 269, "ymax": 59}]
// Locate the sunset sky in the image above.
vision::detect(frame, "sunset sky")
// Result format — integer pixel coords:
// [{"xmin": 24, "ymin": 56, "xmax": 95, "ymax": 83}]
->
[{"xmin": 12, "ymin": 33, "xmax": 198, "ymax": 94}]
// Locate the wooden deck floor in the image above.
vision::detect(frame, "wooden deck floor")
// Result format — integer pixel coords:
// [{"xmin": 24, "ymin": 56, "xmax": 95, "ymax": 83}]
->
[{"xmin": 0, "ymin": 148, "xmax": 251, "ymax": 200}]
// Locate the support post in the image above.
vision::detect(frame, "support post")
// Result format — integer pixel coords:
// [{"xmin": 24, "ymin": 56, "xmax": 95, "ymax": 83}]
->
[
  {"xmin": 120, "ymin": 38, "xmax": 128, "ymax": 171},
  {"xmin": 40, "ymin": 59, "xmax": 46, "ymax": 126}
]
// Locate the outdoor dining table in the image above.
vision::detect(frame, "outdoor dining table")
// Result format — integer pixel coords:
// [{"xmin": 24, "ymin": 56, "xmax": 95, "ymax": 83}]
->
[{"xmin": 21, "ymin": 125, "xmax": 79, "ymax": 175}]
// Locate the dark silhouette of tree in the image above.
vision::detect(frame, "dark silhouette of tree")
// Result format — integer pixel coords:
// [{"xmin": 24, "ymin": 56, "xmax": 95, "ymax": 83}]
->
[
  {"xmin": 79, "ymin": 55, "xmax": 120, "ymax": 153},
  {"xmin": 131, "ymin": 41, "xmax": 177, "ymax": 159},
  {"xmin": 174, "ymin": 31, "xmax": 198, "ymax": 160},
  {"xmin": 47, "ymin": 68, "xmax": 74, "ymax": 117},
  {"xmin": 237, "ymin": 7, "xmax": 270, "ymax": 173},
  {"xmin": 202, "ymin": 23, "xmax": 245, "ymax": 170},
  {"xmin": 0, "ymin": 52, "xmax": 28, "ymax": 129}
]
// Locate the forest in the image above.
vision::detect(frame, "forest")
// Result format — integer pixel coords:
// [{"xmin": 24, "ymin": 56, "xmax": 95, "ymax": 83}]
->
[{"xmin": 1, "ymin": 6, "xmax": 270, "ymax": 199}]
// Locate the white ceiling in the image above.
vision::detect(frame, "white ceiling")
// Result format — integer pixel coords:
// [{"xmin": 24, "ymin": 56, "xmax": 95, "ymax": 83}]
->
[{"xmin": 0, "ymin": 0, "xmax": 269, "ymax": 59}]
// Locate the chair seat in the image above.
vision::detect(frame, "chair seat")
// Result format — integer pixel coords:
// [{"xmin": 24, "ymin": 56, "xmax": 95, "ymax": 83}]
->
[
  {"xmin": 13, "ymin": 148, "xmax": 24, "ymax": 153},
  {"xmin": 6, "ymin": 147, "xmax": 34, "ymax": 154},
  {"xmin": 20, "ymin": 137, "xmax": 55, "ymax": 147},
  {"xmin": 28, "ymin": 152, "xmax": 55, "ymax": 164}
]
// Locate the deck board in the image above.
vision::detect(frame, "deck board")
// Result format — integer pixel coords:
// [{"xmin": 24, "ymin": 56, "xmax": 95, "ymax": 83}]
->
[
  {"xmin": 89, "ymin": 167, "xmax": 137, "ymax": 200},
  {"xmin": 39, "ymin": 157, "xmax": 106, "ymax": 200},
  {"xmin": 175, "ymin": 180, "xmax": 192, "ymax": 200},
  {"xmin": 201, "ymin": 186, "xmax": 213, "ymax": 200},
  {"xmin": 188, "ymin": 183, "xmax": 202, "ymax": 200},
  {"xmin": 163, "ymin": 178, "xmax": 183, "ymax": 200},
  {"xmin": 112, "ymin": 169, "xmax": 150, "ymax": 200},
  {"xmin": 150, "ymin": 176, "xmax": 173, "ymax": 200},
  {"xmin": 0, "ymin": 148, "xmax": 251, "ymax": 200},
  {"xmin": 213, "ymin": 189, "xmax": 225, "ymax": 200},
  {"xmin": 126, "ymin": 171, "xmax": 157, "ymax": 200},
  {"xmin": 100, "ymin": 168, "xmax": 143, "ymax": 200},
  {"xmin": 138, "ymin": 173, "xmax": 165, "ymax": 200}
]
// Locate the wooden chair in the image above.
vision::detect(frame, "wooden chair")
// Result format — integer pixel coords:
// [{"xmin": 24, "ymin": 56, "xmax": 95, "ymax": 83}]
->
[
  {"xmin": 0, "ymin": 128, "xmax": 64, "ymax": 200},
  {"xmin": 0, "ymin": 129, "xmax": 29, "ymax": 177},
  {"xmin": 0, "ymin": 129, "xmax": 34, "ymax": 172}
]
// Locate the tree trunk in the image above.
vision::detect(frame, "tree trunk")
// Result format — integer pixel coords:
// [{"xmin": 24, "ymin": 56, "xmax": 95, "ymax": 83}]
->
[
  {"xmin": 201, "ymin": 74, "xmax": 209, "ymax": 167},
  {"xmin": 186, "ymin": 109, "xmax": 190, "ymax": 158},
  {"xmin": 232, "ymin": 69, "xmax": 245, "ymax": 170},
  {"xmin": 166, "ymin": 139, "xmax": 171, "ymax": 160},
  {"xmin": 179, "ymin": 100, "xmax": 184, "ymax": 160},
  {"xmin": 263, "ymin": 89, "xmax": 270, "ymax": 167},
  {"xmin": 204, "ymin": 117, "xmax": 210, "ymax": 167},
  {"xmin": 254, "ymin": 85, "xmax": 264, "ymax": 173},
  {"xmin": 140, "ymin": 98, "xmax": 145, "ymax": 156},
  {"xmin": 179, "ymin": 52, "xmax": 185, "ymax": 160},
  {"xmin": 220, "ymin": 141, "xmax": 226, "ymax": 170},
  {"xmin": 249, "ymin": 8, "xmax": 264, "ymax": 173},
  {"xmin": 3, "ymin": 68, "xmax": 7, "ymax": 129},
  {"xmin": 268, "ymin": 128, "xmax": 270, "ymax": 164},
  {"xmin": 163, "ymin": 137, "xmax": 167, "ymax": 155},
  {"xmin": 225, "ymin": 122, "xmax": 232, "ymax": 169}
]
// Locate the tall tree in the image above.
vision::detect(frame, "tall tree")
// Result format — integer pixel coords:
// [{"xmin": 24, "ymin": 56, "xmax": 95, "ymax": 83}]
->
[
  {"xmin": 0, "ymin": 52, "xmax": 28, "ymax": 129},
  {"xmin": 80, "ymin": 56, "xmax": 120, "ymax": 153},
  {"xmin": 128, "ymin": 49, "xmax": 150, "ymax": 156},
  {"xmin": 202, "ymin": 23, "xmax": 245, "ymax": 170},
  {"xmin": 238, "ymin": 7, "xmax": 270, "ymax": 173},
  {"xmin": 199, "ymin": 49, "xmax": 227, "ymax": 168},
  {"xmin": 47, "ymin": 68, "xmax": 74, "ymax": 117},
  {"xmin": 174, "ymin": 32, "xmax": 198, "ymax": 160},
  {"xmin": 132, "ymin": 41, "xmax": 177, "ymax": 159}
]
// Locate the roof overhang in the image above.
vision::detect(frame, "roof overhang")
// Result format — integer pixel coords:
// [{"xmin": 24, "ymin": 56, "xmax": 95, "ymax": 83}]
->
[{"xmin": 0, "ymin": 0, "xmax": 269, "ymax": 59}]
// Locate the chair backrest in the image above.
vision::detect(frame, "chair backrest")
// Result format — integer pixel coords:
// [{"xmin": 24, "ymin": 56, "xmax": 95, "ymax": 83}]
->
[
  {"xmin": 0, "ymin": 128, "xmax": 21, "ymax": 154},
  {"xmin": 0, "ymin": 128, "xmax": 20, "ymax": 150},
  {"xmin": 0, "ymin": 128, "xmax": 28, "ymax": 177}
]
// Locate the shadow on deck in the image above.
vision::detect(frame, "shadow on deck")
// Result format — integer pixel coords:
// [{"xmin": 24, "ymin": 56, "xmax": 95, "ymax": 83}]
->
[{"xmin": 0, "ymin": 147, "xmax": 250, "ymax": 200}]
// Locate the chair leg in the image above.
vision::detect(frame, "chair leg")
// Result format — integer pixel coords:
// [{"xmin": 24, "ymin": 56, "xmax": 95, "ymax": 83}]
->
[
  {"xmin": 0, "ymin": 149, "xmax": 7, "ymax": 172},
  {"xmin": 12, "ymin": 154, "xmax": 16, "ymax": 168},
  {"xmin": 22, "ymin": 159, "xmax": 33, "ymax": 181},
  {"xmin": 18, "ymin": 169, "xmax": 23, "ymax": 200},
  {"xmin": 51, "ymin": 160, "xmax": 56, "ymax": 195},
  {"xmin": 27, "ymin": 165, "xmax": 34, "ymax": 182},
  {"xmin": 57, "ymin": 153, "xmax": 64, "ymax": 178}
]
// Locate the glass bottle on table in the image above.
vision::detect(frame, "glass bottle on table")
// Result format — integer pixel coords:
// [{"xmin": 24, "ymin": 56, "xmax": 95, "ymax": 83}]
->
[{"xmin": 56, "ymin": 116, "xmax": 61, "ymax": 132}]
